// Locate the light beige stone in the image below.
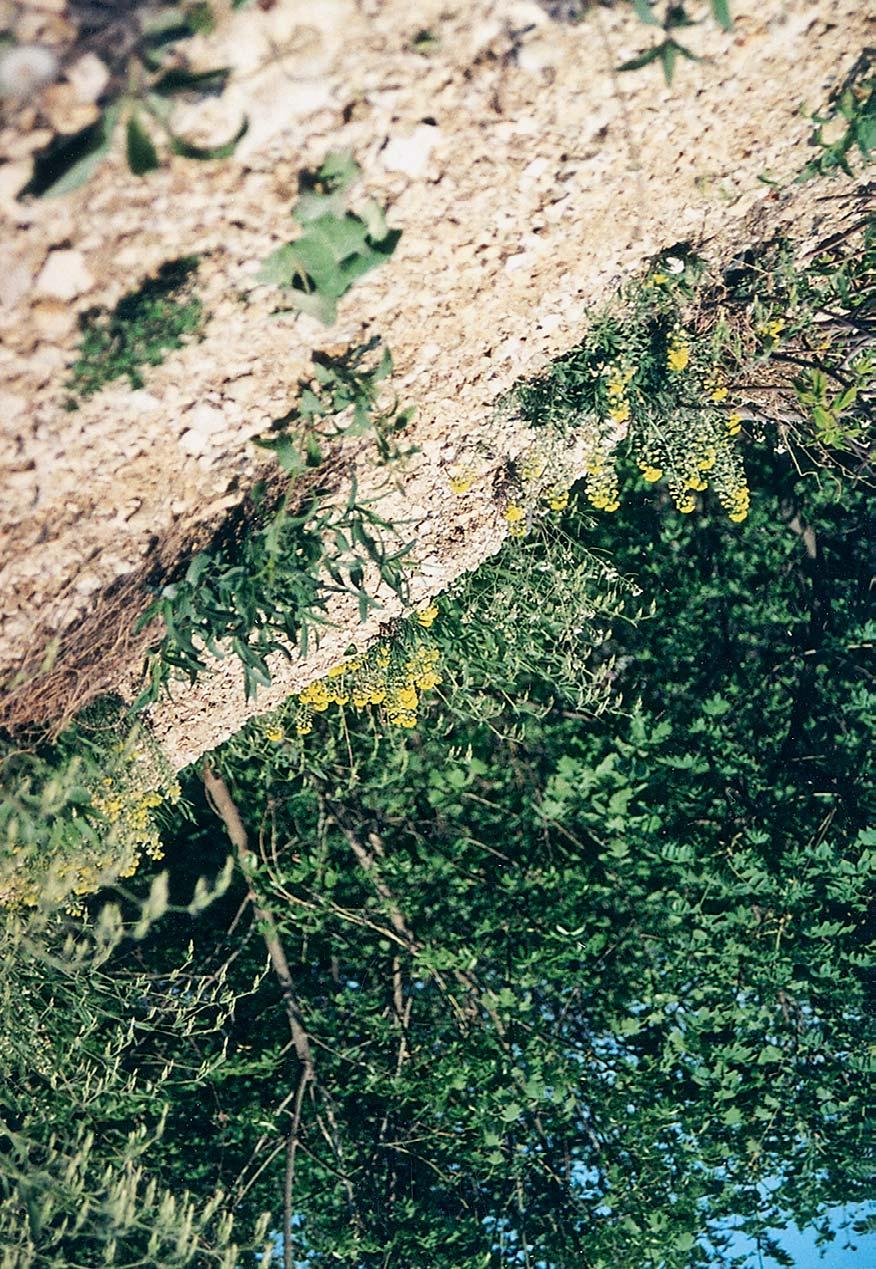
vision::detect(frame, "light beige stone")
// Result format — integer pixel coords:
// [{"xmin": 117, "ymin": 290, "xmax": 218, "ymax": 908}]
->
[
  {"xmin": 35, "ymin": 249, "xmax": 95, "ymax": 301},
  {"xmin": 65, "ymin": 52, "xmax": 110, "ymax": 105}
]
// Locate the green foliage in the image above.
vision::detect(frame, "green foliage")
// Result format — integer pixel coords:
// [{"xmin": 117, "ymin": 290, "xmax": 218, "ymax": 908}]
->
[
  {"xmin": 513, "ymin": 248, "xmax": 751, "ymax": 519},
  {"xmin": 513, "ymin": 224, "xmax": 873, "ymax": 523},
  {"xmin": 256, "ymin": 337, "xmax": 414, "ymax": 475},
  {"xmin": 798, "ymin": 53, "xmax": 875, "ymax": 181},
  {"xmin": 0, "ymin": 876, "xmax": 270, "ymax": 1266},
  {"xmin": 0, "ymin": 705, "xmax": 181, "ymax": 910},
  {"xmin": 620, "ymin": 2, "xmax": 732, "ymax": 86},
  {"xmin": 718, "ymin": 225, "xmax": 874, "ymax": 466},
  {"xmin": 66, "ymin": 258, "xmax": 203, "ymax": 402},
  {"xmin": 432, "ymin": 518, "xmax": 637, "ymax": 721},
  {"xmin": 139, "ymin": 447, "xmax": 872, "ymax": 1267},
  {"xmin": 22, "ymin": 4, "xmax": 245, "ymax": 197},
  {"xmin": 136, "ymin": 482, "xmax": 412, "ymax": 705},
  {"xmin": 258, "ymin": 152, "xmax": 401, "ymax": 325}
]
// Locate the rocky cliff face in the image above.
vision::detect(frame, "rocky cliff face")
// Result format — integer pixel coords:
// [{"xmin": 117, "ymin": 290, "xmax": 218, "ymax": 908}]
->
[{"xmin": 0, "ymin": 0, "xmax": 868, "ymax": 760}]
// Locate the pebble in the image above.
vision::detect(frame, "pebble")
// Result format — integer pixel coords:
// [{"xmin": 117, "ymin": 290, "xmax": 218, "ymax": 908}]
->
[{"xmin": 35, "ymin": 249, "xmax": 95, "ymax": 301}]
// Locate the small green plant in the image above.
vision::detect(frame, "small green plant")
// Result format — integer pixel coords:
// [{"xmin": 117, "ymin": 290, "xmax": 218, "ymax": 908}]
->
[
  {"xmin": 514, "ymin": 250, "xmax": 752, "ymax": 521},
  {"xmin": 23, "ymin": 4, "xmax": 246, "ymax": 197},
  {"xmin": 619, "ymin": 1, "xmax": 732, "ymax": 85},
  {"xmin": 135, "ymin": 483, "xmax": 413, "ymax": 706},
  {"xmin": 798, "ymin": 53, "xmax": 874, "ymax": 181},
  {"xmin": 0, "ymin": 707, "xmax": 180, "ymax": 911},
  {"xmin": 66, "ymin": 258, "xmax": 203, "ymax": 402},
  {"xmin": 513, "ymin": 222, "xmax": 873, "ymax": 524},
  {"xmin": 256, "ymin": 337, "xmax": 414, "ymax": 475},
  {"xmin": 258, "ymin": 152, "xmax": 401, "ymax": 325}
]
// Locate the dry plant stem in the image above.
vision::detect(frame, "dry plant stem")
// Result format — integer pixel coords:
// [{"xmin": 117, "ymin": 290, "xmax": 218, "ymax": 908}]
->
[
  {"xmin": 202, "ymin": 764, "xmax": 357, "ymax": 1226},
  {"xmin": 203, "ymin": 764, "xmax": 315, "ymax": 1078}
]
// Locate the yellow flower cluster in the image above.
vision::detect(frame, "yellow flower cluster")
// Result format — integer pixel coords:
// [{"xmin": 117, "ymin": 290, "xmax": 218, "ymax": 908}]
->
[
  {"xmin": 667, "ymin": 331, "xmax": 691, "ymax": 374},
  {"xmin": 635, "ymin": 415, "xmax": 749, "ymax": 520},
  {"xmin": 1, "ymin": 755, "xmax": 180, "ymax": 911},
  {"xmin": 504, "ymin": 503, "xmax": 527, "ymax": 537},
  {"xmin": 707, "ymin": 369, "xmax": 729, "ymax": 403},
  {"xmin": 499, "ymin": 436, "xmax": 576, "ymax": 537},
  {"xmin": 757, "ymin": 316, "xmax": 785, "ymax": 342},
  {"xmin": 584, "ymin": 452, "xmax": 620, "ymax": 513},
  {"xmin": 294, "ymin": 629, "xmax": 443, "ymax": 735},
  {"xmin": 448, "ymin": 468, "xmax": 476, "ymax": 495},
  {"xmin": 605, "ymin": 362, "xmax": 634, "ymax": 425}
]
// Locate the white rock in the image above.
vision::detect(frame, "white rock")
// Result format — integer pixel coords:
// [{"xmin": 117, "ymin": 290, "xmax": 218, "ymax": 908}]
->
[
  {"xmin": 35, "ymin": 249, "xmax": 95, "ymax": 301},
  {"xmin": 0, "ymin": 44, "xmax": 58, "ymax": 98},
  {"xmin": 0, "ymin": 390, "xmax": 27, "ymax": 423},
  {"xmin": 65, "ymin": 52, "xmax": 109, "ymax": 104},
  {"xmin": 382, "ymin": 125, "xmax": 441, "ymax": 179}
]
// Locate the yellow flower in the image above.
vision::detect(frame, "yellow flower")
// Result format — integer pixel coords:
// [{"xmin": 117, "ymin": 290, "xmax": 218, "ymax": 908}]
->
[
  {"xmin": 650, "ymin": 272, "xmax": 669, "ymax": 285},
  {"xmin": 607, "ymin": 400, "xmax": 630, "ymax": 424},
  {"xmin": 265, "ymin": 724, "xmax": 285, "ymax": 743},
  {"xmin": 710, "ymin": 385, "xmax": 729, "ymax": 403},
  {"xmin": 726, "ymin": 412, "xmax": 742, "ymax": 436},
  {"xmin": 390, "ymin": 712, "xmax": 417, "ymax": 729},
  {"xmin": 504, "ymin": 504, "xmax": 526, "ymax": 524},
  {"xmin": 416, "ymin": 604, "xmax": 439, "ymax": 629},
  {"xmin": 548, "ymin": 491, "xmax": 569, "ymax": 512},
  {"xmin": 697, "ymin": 450, "xmax": 717, "ymax": 472},
  {"xmin": 641, "ymin": 466, "xmax": 663, "ymax": 483},
  {"xmin": 729, "ymin": 508, "xmax": 748, "ymax": 523},
  {"xmin": 603, "ymin": 500, "xmax": 620, "ymax": 513},
  {"xmin": 327, "ymin": 663, "xmax": 348, "ymax": 678},
  {"xmin": 295, "ymin": 718, "xmax": 313, "ymax": 736},
  {"xmin": 449, "ymin": 473, "xmax": 474, "ymax": 495},
  {"xmin": 757, "ymin": 317, "xmax": 785, "ymax": 341},
  {"xmin": 667, "ymin": 340, "xmax": 690, "ymax": 373}
]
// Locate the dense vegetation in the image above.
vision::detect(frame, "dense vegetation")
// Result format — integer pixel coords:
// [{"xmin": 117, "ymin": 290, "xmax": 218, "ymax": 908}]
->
[{"xmin": 4, "ymin": 437, "xmax": 870, "ymax": 1266}]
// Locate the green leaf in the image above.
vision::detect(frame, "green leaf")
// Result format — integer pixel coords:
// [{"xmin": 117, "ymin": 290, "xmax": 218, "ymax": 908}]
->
[
  {"xmin": 710, "ymin": 0, "xmax": 733, "ymax": 30},
  {"xmin": 151, "ymin": 66, "xmax": 230, "ymax": 96},
  {"xmin": 258, "ymin": 243, "xmax": 302, "ymax": 288},
  {"xmin": 318, "ymin": 149, "xmax": 360, "ymax": 192},
  {"xmin": 126, "ymin": 114, "xmax": 161, "ymax": 176},
  {"xmin": 169, "ymin": 117, "xmax": 248, "ymax": 161},
  {"xmin": 631, "ymin": 0, "xmax": 659, "ymax": 24},
  {"xmin": 617, "ymin": 44, "xmax": 663, "ymax": 74},
  {"xmin": 25, "ymin": 105, "xmax": 119, "ymax": 198},
  {"xmin": 661, "ymin": 41, "xmax": 678, "ymax": 85},
  {"xmin": 500, "ymin": 1102, "xmax": 522, "ymax": 1123}
]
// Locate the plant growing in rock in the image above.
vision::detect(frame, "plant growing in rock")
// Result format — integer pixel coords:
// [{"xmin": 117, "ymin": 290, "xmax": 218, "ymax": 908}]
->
[
  {"xmin": 256, "ymin": 337, "xmax": 414, "ymax": 476},
  {"xmin": 513, "ymin": 222, "xmax": 873, "ymax": 525},
  {"xmin": 798, "ymin": 51, "xmax": 874, "ymax": 181},
  {"xmin": 22, "ymin": 4, "xmax": 246, "ymax": 197},
  {"xmin": 619, "ymin": 0, "xmax": 733, "ymax": 85},
  {"xmin": 258, "ymin": 152, "xmax": 401, "ymax": 325},
  {"xmin": 135, "ymin": 482, "xmax": 413, "ymax": 706},
  {"xmin": 66, "ymin": 257, "xmax": 203, "ymax": 403}
]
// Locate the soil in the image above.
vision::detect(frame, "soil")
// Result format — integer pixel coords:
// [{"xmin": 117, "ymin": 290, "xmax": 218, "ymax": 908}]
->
[{"xmin": 0, "ymin": 0, "xmax": 871, "ymax": 767}]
